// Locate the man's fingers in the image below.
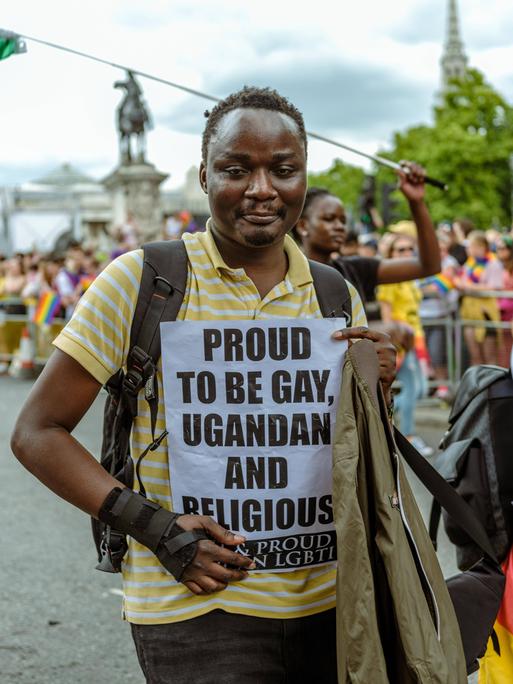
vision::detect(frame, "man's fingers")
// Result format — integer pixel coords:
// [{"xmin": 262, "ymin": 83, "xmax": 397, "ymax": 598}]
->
[
  {"xmin": 182, "ymin": 565, "xmax": 228, "ymax": 594},
  {"xmin": 216, "ymin": 548, "xmax": 256, "ymax": 570},
  {"xmin": 183, "ymin": 580, "xmax": 205, "ymax": 596},
  {"xmin": 332, "ymin": 327, "xmax": 391, "ymax": 344},
  {"xmin": 399, "ymin": 160, "xmax": 426, "ymax": 179},
  {"xmin": 182, "ymin": 550, "xmax": 250, "ymax": 590},
  {"xmin": 194, "ymin": 576, "xmax": 227, "ymax": 594},
  {"xmin": 332, "ymin": 325, "xmax": 369, "ymax": 340},
  {"xmin": 201, "ymin": 518, "xmax": 246, "ymax": 546},
  {"xmin": 210, "ymin": 545, "xmax": 256, "ymax": 569},
  {"xmin": 332, "ymin": 325, "xmax": 396, "ymax": 388},
  {"xmin": 203, "ymin": 562, "xmax": 249, "ymax": 584},
  {"xmin": 177, "ymin": 514, "xmax": 246, "ymax": 546}
]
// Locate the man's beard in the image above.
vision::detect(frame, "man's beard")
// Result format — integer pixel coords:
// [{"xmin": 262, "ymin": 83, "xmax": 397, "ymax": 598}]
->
[
  {"xmin": 238, "ymin": 208, "xmax": 287, "ymax": 247},
  {"xmin": 243, "ymin": 228, "xmax": 276, "ymax": 247}
]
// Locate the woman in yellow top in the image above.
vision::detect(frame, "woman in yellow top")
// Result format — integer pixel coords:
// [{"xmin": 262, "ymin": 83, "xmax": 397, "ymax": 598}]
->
[{"xmin": 377, "ymin": 234, "xmax": 432, "ymax": 457}]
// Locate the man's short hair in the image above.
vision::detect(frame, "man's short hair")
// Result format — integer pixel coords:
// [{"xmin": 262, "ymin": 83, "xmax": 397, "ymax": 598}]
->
[{"xmin": 202, "ymin": 86, "xmax": 307, "ymax": 162}]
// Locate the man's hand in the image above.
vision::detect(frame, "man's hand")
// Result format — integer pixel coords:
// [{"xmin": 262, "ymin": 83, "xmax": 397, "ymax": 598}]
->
[
  {"xmin": 397, "ymin": 160, "xmax": 426, "ymax": 204},
  {"xmin": 382, "ymin": 321, "xmax": 415, "ymax": 353},
  {"xmin": 332, "ymin": 327, "xmax": 396, "ymax": 404},
  {"xmin": 177, "ymin": 514, "xmax": 256, "ymax": 596}
]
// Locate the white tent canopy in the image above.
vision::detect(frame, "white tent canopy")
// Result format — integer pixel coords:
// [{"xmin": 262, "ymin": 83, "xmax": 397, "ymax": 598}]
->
[{"xmin": 9, "ymin": 211, "xmax": 72, "ymax": 253}]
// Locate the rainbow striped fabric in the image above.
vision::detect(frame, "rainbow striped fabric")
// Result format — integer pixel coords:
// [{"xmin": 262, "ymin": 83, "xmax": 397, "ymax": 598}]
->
[
  {"xmin": 465, "ymin": 254, "xmax": 495, "ymax": 284},
  {"xmin": 422, "ymin": 273, "xmax": 455, "ymax": 294},
  {"xmin": 33, "ymin": 291, "xmax": 61, "ymax": 325},
  {"xmin": 479, "ymin": 547, "xmax": 513, "ymax": 682}
]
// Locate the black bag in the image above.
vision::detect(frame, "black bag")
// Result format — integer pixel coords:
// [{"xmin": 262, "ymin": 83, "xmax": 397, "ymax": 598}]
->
[
  {"xmin": 92, "ymin": 240, "xmax": 189, "ymax": 572},
  {"xmin": 429, "ymin": 365, "xmax": 513, "ymax": 571},
  {"xmin": 92, "ymin": 243, "xmax": 353, "ymax": 572},
  {"xmin": 395, "ymin": 429, "xmax": 505, "ymax": 675}
]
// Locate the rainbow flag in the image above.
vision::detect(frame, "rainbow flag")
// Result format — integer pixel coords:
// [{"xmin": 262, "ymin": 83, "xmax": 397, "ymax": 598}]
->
[
  {"xmin": 32, "ymin": 291, "xmax": 61, "ymax": 326},
  {"xmin": 422, "ymin": 273, "xmax": 455, "ymax": 294},
  {"xmin": 479, "ymin": 547, "xmax": 513, "ymax": 683}
]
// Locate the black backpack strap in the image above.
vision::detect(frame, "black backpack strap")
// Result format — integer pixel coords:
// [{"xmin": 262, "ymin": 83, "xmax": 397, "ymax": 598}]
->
[
  {"xmin": 308, "ymin": 259, "xmax": 352, "ymax": 324},
  {"xmin": 125, "ymin": 241, "xmax": 189, "ymax": 495},
  {"xmin": 394, "ymin": 428, "xmax": 498, "ymax": 563},
  {"xmin": 130, "ymin": 241, "xmax": 188, "ymax": 359},
  {"xmin": 428, "ymin": 500, "xmax": 443, "ymax": 551},
  {"xmin": 124, "ymin": 241, "xmax": 187, "ymax": 407},
  {"xmin": 95, "ymin": 241, "xmax": 189, "ymax": 569}
]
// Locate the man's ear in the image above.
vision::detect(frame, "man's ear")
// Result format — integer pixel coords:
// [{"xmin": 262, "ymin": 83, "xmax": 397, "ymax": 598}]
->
[
  {"xmin": 295, "ymin": 217, "xmax": 308, "ymax": 240},
  {"xmin": 199, "ymin": 163, "xmax": 207, "ymax": 194}
]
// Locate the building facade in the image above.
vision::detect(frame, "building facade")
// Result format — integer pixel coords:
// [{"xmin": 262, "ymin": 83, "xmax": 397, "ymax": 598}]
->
[{"xmin": 0, "ymin": 162, "xmax": 209, "ymax": 255}]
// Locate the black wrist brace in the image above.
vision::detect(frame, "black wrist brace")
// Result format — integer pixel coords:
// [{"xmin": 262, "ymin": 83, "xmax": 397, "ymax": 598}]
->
[{"xmin": 98, "ymin": 488, "xmax": 207, "ymax": 581}]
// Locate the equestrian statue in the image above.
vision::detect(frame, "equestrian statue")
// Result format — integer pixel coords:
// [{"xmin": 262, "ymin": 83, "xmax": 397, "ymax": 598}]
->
[{"xmin": 114, "ymin": 71, "xmax": 152, "ymax": 164}]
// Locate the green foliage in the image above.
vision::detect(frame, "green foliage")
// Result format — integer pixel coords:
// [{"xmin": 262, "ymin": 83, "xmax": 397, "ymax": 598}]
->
[
  {"xmin": 308, "ymin": 159, "xmax": 366, "ymax": 216},
  {"xmin": 377, "ymin": 68, "xmax": 513, "ymax": 228},
  {"xmin": 311, "ymin": 68, "xmax": 513, "ymax": 230}
]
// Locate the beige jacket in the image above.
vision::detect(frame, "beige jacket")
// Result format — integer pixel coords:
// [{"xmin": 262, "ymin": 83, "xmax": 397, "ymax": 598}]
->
[{"xmin": 333, "ymin": 340, "xmax": 466, "ymax": 683}]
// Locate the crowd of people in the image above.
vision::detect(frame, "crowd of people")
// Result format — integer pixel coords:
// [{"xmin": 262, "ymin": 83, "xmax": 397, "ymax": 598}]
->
[
  {"xmin": 0, "ymin": 246, "xmax": 100, "ymax": 319},
  {"xmin": 0, "ymin": 210, "xmax": 205, "ymax": 323},
  {"xmin": 2, "ymin": 201, "xmax": 513, "ymax": 418},
  {"xmin": 293, "ymin": 183, "xmax": 513, "ymax": 455},
  {"xmin": 9, "ymin": 84, "xmax": 512, "ymax": 683},
  {"xmin": 341, "ymin": 219, "xmax": 513, "ymax": 365}
]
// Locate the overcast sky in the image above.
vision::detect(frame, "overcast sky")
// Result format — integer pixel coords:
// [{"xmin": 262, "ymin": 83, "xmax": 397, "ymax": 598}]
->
[{"xmin": 2, "ymin": 0, "xmax": 513, "ymax": 189}]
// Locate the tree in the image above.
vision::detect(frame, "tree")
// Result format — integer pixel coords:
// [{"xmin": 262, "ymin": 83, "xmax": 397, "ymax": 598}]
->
[
  {"xmin": 308, "ymin": 159, "xmax": 366, "ymax": 221},
  {"xmin": 376, "ymin": 69, "xmax": 513, "ymax": 229}
]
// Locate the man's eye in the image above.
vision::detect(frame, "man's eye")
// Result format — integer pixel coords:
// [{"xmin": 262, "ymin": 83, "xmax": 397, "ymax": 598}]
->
[
  {"xmin": 225, "ymin": 167, "xmax": 246, "ymax": 176},
  {"xmin": 275, "ymin": 167, "xmax": 294, "ymax": 176}
]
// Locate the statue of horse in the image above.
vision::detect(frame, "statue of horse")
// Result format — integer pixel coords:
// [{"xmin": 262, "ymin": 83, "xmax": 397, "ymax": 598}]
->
[{"xmin": 114, "ymin": 71, "xmax": 152, "ymax": 163}]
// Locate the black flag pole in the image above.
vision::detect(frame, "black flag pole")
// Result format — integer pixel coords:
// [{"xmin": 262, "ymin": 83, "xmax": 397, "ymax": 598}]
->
[
  {"xmin": 2, "ymin": 27, "xmax": 448, "ymax": 191},
  {"xmin": 307, "ymin": 131, "xmax": 448, "ymax": 191}
]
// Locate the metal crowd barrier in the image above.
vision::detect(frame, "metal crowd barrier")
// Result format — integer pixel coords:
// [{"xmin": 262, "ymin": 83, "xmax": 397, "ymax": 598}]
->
[
  {"xmin": 2, "ymin": 290, "xmax": 512, "ymax": 388},
  {"xmin": 0, "ymin": 297, "xmax": 66, "ymax": 368},
  {"xmin": 420, "ymin": 289, "xmax": 513, "ymax": 392},
  {"xmin": 419, "ymin": 315, "xmax": 456, "ymax": 391}
]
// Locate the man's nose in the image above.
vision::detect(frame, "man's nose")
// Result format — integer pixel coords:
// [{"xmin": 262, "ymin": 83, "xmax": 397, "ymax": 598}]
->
[{"xmin": 245, "ymin": 169, "xmax": 278, "ymax": 200}]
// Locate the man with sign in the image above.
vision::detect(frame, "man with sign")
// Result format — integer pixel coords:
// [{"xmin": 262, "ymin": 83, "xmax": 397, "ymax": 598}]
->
[{"xmin": 12, "ymin": 86, "xmax": 400, "ymax": 682}]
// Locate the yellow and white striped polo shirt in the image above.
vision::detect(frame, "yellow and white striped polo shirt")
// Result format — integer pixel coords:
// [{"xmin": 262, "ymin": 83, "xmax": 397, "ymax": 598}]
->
[{"xmin": 54, "ymin": 226, "xmax": 366, "ymax": 625}]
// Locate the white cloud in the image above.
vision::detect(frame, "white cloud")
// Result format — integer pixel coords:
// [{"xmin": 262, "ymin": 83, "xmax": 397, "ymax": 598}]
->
[{"xmin": 1, "ymin": 0, "xmax": 512, "ymax": 188}]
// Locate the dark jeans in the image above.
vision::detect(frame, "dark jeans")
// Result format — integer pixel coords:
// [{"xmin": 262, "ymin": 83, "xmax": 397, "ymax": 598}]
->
[{"xmin": 130, "ymin": 608, "xmax": 337, "ymax": 684}]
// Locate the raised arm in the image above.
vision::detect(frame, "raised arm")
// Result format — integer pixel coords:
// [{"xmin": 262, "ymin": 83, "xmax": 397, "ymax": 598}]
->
[{"xmin": 377, "ymin": 161, "xmax": 441, "ymax": 284}]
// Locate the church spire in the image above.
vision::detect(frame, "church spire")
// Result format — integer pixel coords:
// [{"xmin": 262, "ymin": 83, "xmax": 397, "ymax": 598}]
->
[{"xmin": 440, "ymin": 0, "xmax": 468, "ymax": 89}]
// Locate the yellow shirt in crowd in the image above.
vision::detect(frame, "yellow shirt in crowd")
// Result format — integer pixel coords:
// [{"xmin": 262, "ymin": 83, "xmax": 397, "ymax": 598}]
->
[
  {"xmin": 54, "ymin": 227, "xmax": 366, "ymax": 625},
  {"xmin": 376, "ymin": 280, "xmax": 423, "ymax": 337}
]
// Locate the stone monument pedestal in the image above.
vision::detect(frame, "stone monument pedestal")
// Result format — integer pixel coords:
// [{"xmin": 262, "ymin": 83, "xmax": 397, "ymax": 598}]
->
[{"xmin": 103, "ymin": 161, "xmax": 168, "ymax": 242}]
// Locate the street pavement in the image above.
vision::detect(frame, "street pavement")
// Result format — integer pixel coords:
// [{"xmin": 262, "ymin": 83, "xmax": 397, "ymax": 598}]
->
[
  {"xmin": 1, "ymin": 376, "xmax": 141, "ymax": 684},
  {"xmin": 1, "ymin": 375, "xmax": 475, "ymax": 683}
]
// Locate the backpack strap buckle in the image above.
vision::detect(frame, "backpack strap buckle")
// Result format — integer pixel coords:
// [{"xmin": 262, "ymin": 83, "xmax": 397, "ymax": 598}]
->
[{"xmin": 123, "ymin": 345, "xmax": 155, "ymax": 396}]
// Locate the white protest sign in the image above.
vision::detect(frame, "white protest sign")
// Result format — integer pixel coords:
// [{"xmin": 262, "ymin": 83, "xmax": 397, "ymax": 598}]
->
[{"xmin": 161, "ymin": 319, "xmax": 347, "ymax": 572}]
